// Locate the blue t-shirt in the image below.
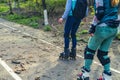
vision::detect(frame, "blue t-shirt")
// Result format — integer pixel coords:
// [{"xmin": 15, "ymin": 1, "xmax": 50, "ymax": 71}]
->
[
  {"xmin": 62, "ymin": 0, "xmax": 88, "ymax": 20},
  {"xmin": 62, "ymin": 0, "xmax": 77, "ymax": 19}
]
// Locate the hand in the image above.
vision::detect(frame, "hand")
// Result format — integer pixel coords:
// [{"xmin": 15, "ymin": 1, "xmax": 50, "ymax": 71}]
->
[
  {"xmin": 58, "ymin": 18, "xmax": 63, "ymax": 24},
  {"xmin": 89, "ymin": 33, "xmax": 94, "ymax": 36},
  {"xmin": 89, "ymin": 24, "xmax": 96, "ymax": 36}
]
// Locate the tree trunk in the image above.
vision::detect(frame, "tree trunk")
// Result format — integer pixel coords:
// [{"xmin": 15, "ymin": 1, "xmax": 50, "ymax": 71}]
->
[
  {"xmin": 8, "ymin": 0, "xmax": 14, "ymax": 14},
  {"xmin": 42, "ymin": 0, "xmax": 49, "ymax": 25},
  {"xmin": 13, "ymin": 0, "xmax": 20, "ymax": 9},
  {"xmin": 35, "ymin": 0, "xmax": 39, "ymax": 7}
]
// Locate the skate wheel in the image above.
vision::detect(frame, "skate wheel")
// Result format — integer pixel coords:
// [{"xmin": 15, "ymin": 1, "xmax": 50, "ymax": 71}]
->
[
  {"xmin": 77, "ymin": 73, "xmax": 82, "ymax": 76},
  {"xmin": 69, "ymin": 57, "xmax": 76, "ymax": 60},
  {"xmin": 97, "ymin": 76, "xmax": 103, "ymax": 80},
  {"xmin": 77, "ymin": 73, "xmax": 83, "ymax": 80}
]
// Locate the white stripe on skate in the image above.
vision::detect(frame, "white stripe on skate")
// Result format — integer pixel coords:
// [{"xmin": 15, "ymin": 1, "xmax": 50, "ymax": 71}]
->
[
  {"xmin": 0, "ymin": 58, "xmax": 22, "ymax": 80},
  {"xmin": 0, "ymin": 22, "xmax": 120, "ymax": 74}
]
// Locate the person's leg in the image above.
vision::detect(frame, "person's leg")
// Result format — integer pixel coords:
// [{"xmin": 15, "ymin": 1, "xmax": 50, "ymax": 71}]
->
[
  {"xmin": 96, "ymin": 37, "xmax": 115, "ymax": 80},
  {"xmin": 70, "ymin": 18, "xmax": 81, "ymax": 59},
  {"xmin": 83, "ymin": 25, "xmax": 115, "ymax": 71},
  {"xmin": 97, "ymin": 26, "xmax": 117, "ymax": 71},
  {"xmin": 59, "ymin": 16, "xmax": 75, "ymax": 59},
  {"xmin": 64, "ymin": 16, "xmax": 75, "ymax": 49},
  {"xmin": 84, "ymin": 30, "xmax": 105, "ymax": 71},
  {"xmin": 97, "ymin": 37, "xmax": 114, "ymax": 72},
  {"xmin": 98, "ymin": 37, "xmax": 116, "ymax": 71},
  {"xmin": 97, "ymin": 26, "xmax": 117, "ymax": 80},
  {"xmin": 71, "ymin": 18, "xmax": 81, "ymax": 49},
  {"xmin": 77, "ymin": 27, "xmax": 105, "ymax": 79}
]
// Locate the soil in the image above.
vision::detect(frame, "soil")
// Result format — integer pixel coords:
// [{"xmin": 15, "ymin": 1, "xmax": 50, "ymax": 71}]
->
[{"xmin": 0, "ymin": 17, "xmax": 120, "ymax": 80}]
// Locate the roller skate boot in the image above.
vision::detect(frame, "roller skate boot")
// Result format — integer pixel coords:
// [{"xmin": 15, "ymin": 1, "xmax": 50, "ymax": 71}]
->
[
  {"xmin": 70, "ymin": 48, "xmax": 76, "ymax": 60},
  {"xmin": 77, "ymin": 67, "xmax": 90, "ymax": 80},
  {"xmin": 59, "ymin": 48, "xmax": 70, "ymax": 60},
  {"xmin": 97, "ymin": 71, "xmax": 112, "ymax": 80}
]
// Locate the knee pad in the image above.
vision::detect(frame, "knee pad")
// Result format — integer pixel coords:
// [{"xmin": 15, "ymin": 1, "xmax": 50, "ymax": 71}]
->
[
  {"xmin": 84, "ymin": 46, "xmax": 96, "ymax": 60},
  {"xmin": 97, "ymin": 50, "xmax": 110, "ymax": 66}
]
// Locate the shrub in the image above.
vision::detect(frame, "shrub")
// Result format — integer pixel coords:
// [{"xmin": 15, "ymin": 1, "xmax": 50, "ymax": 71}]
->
[
  {"xmin": 0, "ymin": 4, "xmax": 9, "ymax": 13},
  {"xmin": 43, "ymin": 25, "xmax": 51, "ymax": 31}
]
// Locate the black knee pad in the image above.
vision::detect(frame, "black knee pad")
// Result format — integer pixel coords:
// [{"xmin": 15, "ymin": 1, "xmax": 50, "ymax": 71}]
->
[
  {"xmin": 97, "ymin": 50, "xmax": 110, "ymax": 66},
  {"xmin": 84, "ymin": 46, "xmax": 96, "ymax": 60}
]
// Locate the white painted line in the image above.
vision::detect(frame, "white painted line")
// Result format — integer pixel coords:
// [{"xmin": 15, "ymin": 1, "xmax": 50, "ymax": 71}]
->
[
  {"xmin": 0, "ymin": 23, "xmax": 17, "ymax": 30},
  {"xmin": 0, "ymin": 58, "xmax": 22, "ymax": 80},
  {"xmin": 77, "ymin": 55, "xmax": 120, "ymax": 74},
  {"xmin": 38, "ymin": 37, "xmax": 120, "ymax": 74},
  {"xmin": 1, "ymin": 22, "xmax": 120, "ymax": 74}
]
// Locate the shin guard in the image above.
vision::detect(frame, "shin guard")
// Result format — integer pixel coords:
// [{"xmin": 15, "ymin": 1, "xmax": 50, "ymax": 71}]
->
[{"xmin": 97, "ymin": 50, "xmax": 110, "ymax": 66}]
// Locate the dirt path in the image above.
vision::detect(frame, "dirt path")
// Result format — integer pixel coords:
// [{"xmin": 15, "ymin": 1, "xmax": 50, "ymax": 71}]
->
[{"xmin": 0, "ymin": 18, "xmax": 120, "ymax": 80}]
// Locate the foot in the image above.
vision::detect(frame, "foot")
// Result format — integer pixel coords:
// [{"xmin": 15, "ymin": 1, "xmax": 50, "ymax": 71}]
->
[
  {"xmin": 59, "ymin": 52, "xmax": 69, "ymax": 60},
  {"xmin": 77, "ymin": 67, "xmax": 90, "ymax": 80},
  {"xmin": 97, "ymin": 71, "xmax": 112, "ymax": 80},
  {"xmin": 70, "ymin": 48, "xmax": 76, "ymax": 60},
  {"xmin": 59, "ymin": 48, "xmax": 70, "ymax": 60}
]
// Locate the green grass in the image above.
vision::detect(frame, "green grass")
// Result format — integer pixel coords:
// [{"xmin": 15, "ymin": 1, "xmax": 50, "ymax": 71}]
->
[
  {"xmin": 4, "ymin": 14, "xmax": 40, "ymax": 29},
  {"xmin": 0, "ymin": 2, "xmax": 40, "ymax": 29},
  {"xmin": 78, "ymin": 29, "xmax": 88, "ymax": 34},
  {"xmin": 43, "ymin": 25, "xmax": 52, "ymax": 31}
]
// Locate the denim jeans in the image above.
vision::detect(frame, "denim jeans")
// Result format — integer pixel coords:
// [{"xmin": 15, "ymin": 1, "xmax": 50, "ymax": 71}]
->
[{"xmin": 64, "ymin": 16, "xmax": 81, "ymax": 49}]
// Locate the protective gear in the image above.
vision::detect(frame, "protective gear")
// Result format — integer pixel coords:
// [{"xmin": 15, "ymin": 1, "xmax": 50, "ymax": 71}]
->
[
  {"xmin": 89, "ymin": 24, "xmax": 96, "ymax": 34},
  {"xmin": 95, "ymin": 6, "xmax": 104, "ymax": 20},
  {"xmin": 84, "ymin": 46, "xmax": 95, "ymax": 60},
  {"xmin": 97, "ymin": 50, "xmax": 110, "ymax": 66}
]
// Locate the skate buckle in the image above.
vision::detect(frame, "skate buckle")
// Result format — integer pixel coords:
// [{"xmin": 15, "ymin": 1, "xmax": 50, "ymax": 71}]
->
[{"xmin": 77, "ymin": 73, "xmax": 82, "ymax": 77}]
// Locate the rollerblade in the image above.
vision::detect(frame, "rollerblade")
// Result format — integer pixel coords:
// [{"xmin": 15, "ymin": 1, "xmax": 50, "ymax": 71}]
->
[
  {"xmin": 77, "ymin": 67, "xmax": 90, "ymax": 80},
  {"xmin": 70, "ymin": 48, "xmax": 76, "ymax": 60},
  {"xmin": 59, "ymin": 48, "xmax": 70, "ymax": 60},
  {"xmin": 97, "ymin": 71, "xmax": 112, "ymax": 80}
]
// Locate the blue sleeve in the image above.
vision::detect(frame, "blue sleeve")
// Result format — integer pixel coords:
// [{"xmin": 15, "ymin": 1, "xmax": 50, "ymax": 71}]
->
[{"xmin": 62, "ymin": 0, "xmax": 72, "ymax": 19}]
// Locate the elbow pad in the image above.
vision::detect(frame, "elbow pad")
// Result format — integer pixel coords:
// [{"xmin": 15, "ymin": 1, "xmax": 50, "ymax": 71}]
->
[{"xmin": 95, "ymin": 6, "xmax": 105, "ymax": 20}]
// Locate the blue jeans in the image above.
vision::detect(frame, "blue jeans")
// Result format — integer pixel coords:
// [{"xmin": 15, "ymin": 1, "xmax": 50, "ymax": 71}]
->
[{"xmin": 64, "ymin": 16, "xmax": 81, "ymax": 49}]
